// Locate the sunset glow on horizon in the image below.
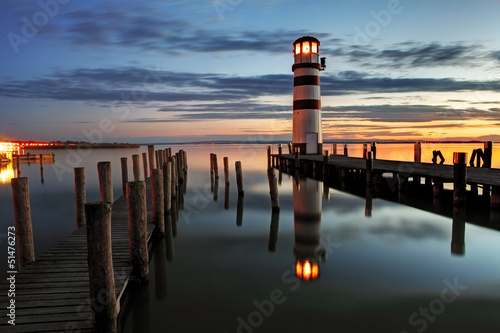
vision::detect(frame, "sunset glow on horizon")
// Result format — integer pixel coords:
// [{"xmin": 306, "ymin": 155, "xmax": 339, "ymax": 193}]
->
[{"xmin": 1, "ymin": 1, "xmax": 500, "ymax": 143}]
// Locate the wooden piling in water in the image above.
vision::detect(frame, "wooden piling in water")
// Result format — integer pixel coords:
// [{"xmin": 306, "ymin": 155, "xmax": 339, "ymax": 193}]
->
[
  {"xmin": 268, "ymin": 211, "xmax": 279, "ymax": 252},
  {"xmin": 267, "ymin": 146, "xmax": 271, "ymax": 169},
  {"xmin": 132, "ymin": 154, "xmax": 141, "ymax": 181},
  {"xmin": 343, "ymin": 144, "xmax": 348, "ymax": 157},
  {"xmin": 171, "ymin": 155, "xmax": 178, "ymax": 199},
  {"xmin": 236, "ymin": 195, "xmax": 244, "ymax": 227},
  {"xmin": 484, "ymin": 141, "xmax": 493, "ymax": 168},
  {"xmin": 39, "ymin": 154, "xmax": 44, "ymax": 184},
  {"xmin": 74, "ymin": 167, "xmax": 86, "ymax": 229},
  {"xmin": 332, "ymin": 143, "xmax": 337, "ymax": 155},
  {"xmin": 16, "ymin": 154, "xmax": 20, "ymax": 177},
  {"xmin": 223, "ymin": 156, "xmax": 229, "ymax": 185},
  {"xmin": 371, "ymin": 142, "xmax": 377, "ymax": 159},
  {"xmin": 151, "ymin": 169, "xmax": 165, "ymax": 237},
  {"xmin": 120, "ymin": 157, "xmax": 128, "ymax": 196},
  {"xmin": 366, "ymin": 152, "xmax": 373, "ymax": 187},
  {"xmin": 142, "ymin": 152, "xmax": 148, "ymax": 180},
  {"xmin": 267, "ymin": 168, "xmax": 280, "ymax": 212},
  {"xmin": 85, "ymin": 202, "xmax": 117, "ymax": 332},
  {"xmin": 414, "ymin": 142, "xmax": 422, "ymax": 163},
  {"xmin": 125, "ymin": 181, "xmax": 149, "ymax": 283},
  {"xmin": 235, "ymin": 161, "xmax": 244, "ymax": 196},
  {"xmin": 213, "ymin": 154, "xmax": 219, "ymax": 179},
  {"xmin": 11, "ymin": 177, "xmax": 35, "ymax": 269},
  {"xmin": 98, "ymin": 161, "xmax": 113, "ymax": 203},
  {"xmin": 323, "ymin": 150, "xmax": 329, "ymax": 177},
  {"xmin": 453, "ymin": 152, "xmax": 467, "ymax": 206},
  {"xmin": 164, "ymin": 161, "xmax": 172, "ymax": 215},
  {"xmin": 147, "ymin": 145, "xmax": 155, "ymax": 171},
  {"xmin": 224, "ymin": 184, "xmax": 230, "ymax": 210},
  {"xmin": 363, "ymin": 144, "xmax": 368, "ymax": 159},
  {"xmin": 288, "ymin": 142, "xmax": 292, "ymax": 154}
]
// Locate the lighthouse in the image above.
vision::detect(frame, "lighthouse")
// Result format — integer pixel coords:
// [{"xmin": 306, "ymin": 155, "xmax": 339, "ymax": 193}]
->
[{"xmin": 292, "ymin": 36, "xmax": 325, "ymax": 155}]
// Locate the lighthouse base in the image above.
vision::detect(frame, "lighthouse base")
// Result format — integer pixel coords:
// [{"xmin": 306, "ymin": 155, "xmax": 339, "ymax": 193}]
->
[{"xmin": 292, "ymin": 143, "xmax": 323, "ymax": 155}]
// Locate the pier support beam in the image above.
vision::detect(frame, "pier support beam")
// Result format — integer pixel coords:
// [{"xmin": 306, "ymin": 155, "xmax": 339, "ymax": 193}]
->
[
  {"xmin": 453, "ymin": 153, "xmax": 467, "ymax": 206},
  {"xmin": 85, "ymin": 202, "xmax": 117, "ymax": 333},
  {"xmin": 132, "ymin": 154, "xmax": 141, "ymax": 181},
  {"xmin": 11, "ymin": 177, "xmax": 35, "ymax": 269},
  {"xmin": 97, "ymin": 161, "xmax": 113, "ymax": 203},
  {"xmin": 151, "ymin": 169, "xmax": 165, "ymax": 237}
]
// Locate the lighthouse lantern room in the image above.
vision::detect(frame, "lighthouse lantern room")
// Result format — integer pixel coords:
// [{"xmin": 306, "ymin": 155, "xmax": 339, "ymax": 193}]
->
[{"xmin": 292, "ymin": 36, "xmax": 325, "ymax": 155}]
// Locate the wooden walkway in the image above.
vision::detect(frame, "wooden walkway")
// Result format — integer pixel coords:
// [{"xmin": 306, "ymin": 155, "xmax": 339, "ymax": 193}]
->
[
  {"xmin": 275, "ymin": 154, "xmax": 500, "ymax": 187},
  {"xmin": 0, "ymin": 182, "xmax": 155, "ymax": 332}
]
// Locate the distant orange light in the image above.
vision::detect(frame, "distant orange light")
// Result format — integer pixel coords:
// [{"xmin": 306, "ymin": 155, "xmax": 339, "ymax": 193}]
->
[
  {"xmin": 312, "ymin": 42, "xmax": 318, "ymax": 53},
  {"xmin": 295, "ymin": 44, "xmax": 301, "ymax": 54},
  {"xmin": 302, "ymin": 41, "xmax": 310, "ymax": 54},
  {"xmin": 296, "ymin": 260, "xmax": 303, "ymax": 277}
]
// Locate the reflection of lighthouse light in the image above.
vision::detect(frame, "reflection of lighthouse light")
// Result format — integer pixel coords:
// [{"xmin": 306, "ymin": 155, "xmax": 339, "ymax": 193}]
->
[
  {"xmin": 1, "ymin": 171, "xmax": 6, "ymax": 183},
  {"xmin": 295, "ymin": 260, "xmax": 319, "ymax": 281}
]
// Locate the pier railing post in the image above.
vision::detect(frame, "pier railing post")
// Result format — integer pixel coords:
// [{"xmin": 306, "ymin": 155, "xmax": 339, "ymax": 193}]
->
[
  {"xmin": 453, "ymin": 152, "xmax": 467, "ymax": 206},
  {"xmin": 74, "ymin": 167, "xmax": 86, "ymax": 229},
  {"xmin": 126, "ymin": 181, "xmax": 149, "ymax": 283},
  {"xmin": 224, "ymin": 157, "xmax": 230, "ymax": 185},
  {"xmin": 132, "ymin": 154, "xmax": 141, "ymax": 181},
  {"xmin": 142, "ymin": 152, "xmax": 148, "ymax": 180},
  {"xmin": 235, "ymin": 161, "xmax": 244, "ymax": 196},
  {"xmin": 151, "ymin": 169, "xmax": 165, "ymax": 237},
  {"xmin": 85, "ymin": 202, "xmax": 117, "ymax": 332},
  {"xmin": 11, "ymin": 177, "xmax": 35, "ymax": 269},
  {"xmin": 120, "ymin": 157, "xmax": 128, "ymax": 196},
  {"xmin": 97, "ymin": 161, "xmax": 113, "ymax": 203}
]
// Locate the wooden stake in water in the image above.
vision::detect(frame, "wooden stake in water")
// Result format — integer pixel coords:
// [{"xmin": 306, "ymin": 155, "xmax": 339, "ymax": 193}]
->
[
  {"xmin": 120, "ymin": 157, "xmax": 128, "ymax": 196},
  {"xmin": 148, "ymin": 145, "xmax": 155, "ymax": 171},
  {"xmin": 132, "ymin": 154, "xmax": 141, "ymax": 181},
  {"xmin": 267, "ymin": 168, "xmax": 280, "ymax": 212},
  {"xmin": 223, "ymin": 156, "xmax": 229, "ymax": 185},
  {"xmin": 164, "ymin": 161, "xmax": 172, "ymax": 215},
  {"xmin": 142, "ymin": 152, "xmax": 148, "ymax": 180},
  {"xmin": 85, "ymin": 202, "xmax": 117, "ymax": 332},
  {"xmin": 235, "ymin": 161, "xmax": 244, "ymax": 196},
  {"xmin": 151, "ymin": 169, "xmax": 165, "ymax": 237},
  {"xmin": 11, "ymin": 177, "xmax": 35, "ymax": 269},
  {"xmin": 126, "ymin": 182, "xmax": 149, "ymax": 283},
  {"xmin": 74, "ymin": 167, "xmax": 86, "ymax": 229},
  {"xmin": 453, "ymin": 152, "xmax": 467, "ymax": 206},
  {"xmin": 97, "ymin": 161, "xmax": 113, "ymax": 203}
]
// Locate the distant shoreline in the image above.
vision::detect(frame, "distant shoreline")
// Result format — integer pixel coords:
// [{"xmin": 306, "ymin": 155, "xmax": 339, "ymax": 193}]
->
[{"xmin": 25, "ymin": 143, "xmax": 140, "ymax": 149}]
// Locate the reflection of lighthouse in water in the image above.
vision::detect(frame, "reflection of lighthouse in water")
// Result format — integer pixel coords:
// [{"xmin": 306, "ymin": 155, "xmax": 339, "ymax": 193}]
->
[{"xmin": 294, "ymin": 177, "xmax": 324, "ymax": 281}]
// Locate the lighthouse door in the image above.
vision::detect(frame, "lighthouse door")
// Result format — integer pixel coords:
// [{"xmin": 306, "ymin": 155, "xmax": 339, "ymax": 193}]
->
[{"xmin": 305, "ymin": 132, "xmax": 318, "ymax": 154}]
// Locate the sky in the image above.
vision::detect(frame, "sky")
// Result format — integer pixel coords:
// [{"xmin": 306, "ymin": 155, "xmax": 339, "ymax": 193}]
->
[{"xmin": 1, "ymin": 0, "xmax": 500, "ymax": 143}]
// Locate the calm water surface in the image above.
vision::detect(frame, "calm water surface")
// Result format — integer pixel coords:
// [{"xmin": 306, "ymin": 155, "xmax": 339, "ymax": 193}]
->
[{"xmin": 1, "ymin": 143, "xmax": 500, "ymax": 332}]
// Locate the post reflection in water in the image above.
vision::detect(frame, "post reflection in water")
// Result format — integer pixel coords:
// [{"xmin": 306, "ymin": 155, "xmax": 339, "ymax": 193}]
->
[
  {"xmin": 224, "ymin": 184, "xmax": 229, "ymax": 210},
  {"xmin": 268, "ymin": 211, "xmax": 279, "ymax": 252},
  {"xmin": 451, "ymin": 205, "xmax": 466, "ymax": 256},
  {"xmin": 0, "ymin": 162, "xmax": 15, "ymax": 184},
  {"xmin": 293, "ymin": 177, "xmax": 325, "ymax": 281},
  {"xmin": 236, "ymin": 195, "xmax": 244, "ymax": 227}
]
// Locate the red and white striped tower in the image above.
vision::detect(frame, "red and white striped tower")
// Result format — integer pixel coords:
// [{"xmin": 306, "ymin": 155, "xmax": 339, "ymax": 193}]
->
[
  {"xmin": 292, "ymin": 36, "xmax": 325, "ymax": 155},
  {"xmin": 294, "ymin": 177, "xmax": 323, "ymax": 281}
]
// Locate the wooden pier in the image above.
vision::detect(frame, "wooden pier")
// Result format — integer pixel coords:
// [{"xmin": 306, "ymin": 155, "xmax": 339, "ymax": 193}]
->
[
  {"xmin": 13, "ymin": 153, "xmax": 55, "ymax": 162},
  {"xmin": 0, "ymin": 183, "xmax": 155, "ymax": 332}
]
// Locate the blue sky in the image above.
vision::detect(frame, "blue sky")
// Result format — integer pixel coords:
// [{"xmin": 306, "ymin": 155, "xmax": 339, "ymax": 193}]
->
[{"xmin": 1, "ymin": 0, "xmax": 500, "ymax": 143}]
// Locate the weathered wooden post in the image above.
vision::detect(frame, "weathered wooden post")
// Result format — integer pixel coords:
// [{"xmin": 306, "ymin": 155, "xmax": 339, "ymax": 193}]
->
[
  {"xmin": 11, "ymin": 177, "xmax": 35, "ymax": 269},
  {"xmin": 267, "ymin": 168, "xmax": 280, "ymax": 212},
  {"xmin": 235, "ymin": 161, "xmax": 244, "ymax": 196},
  {"xmin": 148, "ymin": 145, "xmax": 155, "ymax": 171},
  {"xmin": 163, "ymin": 161, "xmax": 172, "ymax": 216},
  {"xmin": 120, "ymin": 157, "xmax": 128, "ymax": 196},
  {"xmin": 288, "ymin": 142, "xmax": 292, "ymax": 154},
  {"xmin": 278, "ymin": 144, "xmax": 282, "ymax": 168},
  {"xmin": 223, "ymin": 156, "xmax": 230, "ymax": 185},
  {"xmin": 151, "ymin": 169, "xmax": 165, "ymax": 237},
  {"xmin": 85, "ymin": 202, "xmax": 117, "ymax": 332},
  {"xmin": 371, "ymin": 142, "xmax": 377, "ymax": 159},
  {"xmin": 97, "ymin": 161, "xmax": 113, "ymax": 203},
  {"xmin": 365, "ymin": 184, "xmax": 373, "ymax": 218},
  {"xmin": 132, "ymin": 154, "xmax": 141, "ymax": 181},
  {"xmin": 363, "ymin": 144, "xmax": 368, "ymax": 159},
  {"xmin": 332, "ymin": 143, "xmax": 337, "ymax": 155},
  {"xmin": 267, "ymin": 146, "xmax": 271, "ymax": 169},
  {"xmin": 343, "ymin": 144, "xmax": 348, "ymax": 157},
  {"xmin": 39, "ymin": 154, "xmax": 44, "ymax": 184},
  {"xmin": 74, "ymin": 167, "xmax": 86, "ymax": 229},
  {"xmin": 171, "ymin": 155, "xmax": 178, "ymax": 199},
  {"xmin": 210, "ymin": 153, "xmax": 214, "ymax": 175},
  {"xmin": 484, "ymin": 141, "xmax": 493, "ymax": 168},
  {"xmin": 16, "ymin": 154, "xmax": 21, "ymax": 177},
  {"xmin": 433, "ymin": 179, "xmax": 444, "ymax": 198},
  {"xmin": 323, "ymin": 150, "xmax": 329, "ymax": 178},
  {"xmin": 366, "ymin": 151, "xmax": 373, "ymax": 187},
  {"xmin": 142, "ymin": 152, "xmax": 148, "ymax": 180},
  {"xmin": 213, "ymin": 177, "xmax": 219, "ymax": 202},
  {"xmin": 126, "ymin": 181, "xmax": 149, "ymax": 283},
  {"xmin": 453, "ymin": 152, "xmax": 467, "ymax": 206},
  {"xmin": 224, "ymin": 184, "xmax": 230, "ymax": 210},
  {"xmin": 414, "ymin": 142, "xmax": 422, "ymax": 163},
  {"xmin": 155, "ymin": 151, "xmax": 159, "ymax": 172},
  {"xmin": 213, "ymin": 154, "xmax": 219, "ymax": 179}
]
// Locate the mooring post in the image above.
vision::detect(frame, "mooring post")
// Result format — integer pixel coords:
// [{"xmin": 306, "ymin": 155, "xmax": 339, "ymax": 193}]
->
[
  {"xmin": 125, "ymin": 181, "xmax": 149, "ymax": 283},
  {"xmin": 484, "ymin": 141, "xmax": 493, "ymax": 168},
  {"xmin": 151, "ymin": 169, "xmax": 165, "ymax": 237},
  {"xmin": 171, "ymin": 155, "xmax": 178, "ymax": 199},
  {"xmin": 278, "ymin": 144, "xmax": 282, "ymax": 168},
  {"xmin": 183, "ymin": 150, "xmax": 188, "ymax": 170},
  {"xmin": 267, "ymin": 146, "xmax": 271, "ymax": 169},
  {"xmin": 85, "ymin": 202, "xmax": 117, "ymax": 332},
  {"xmin": 267, "ymin": 168, "xmax": 280, "ymax": 212},
  {"xmin": 11, "ymin": 177, "xmax": 35, "ymax": 269},
  {"xmin": 213, "ymin": 154, "xmax": 219, "ymax": 179},
  {"xmin": 366, "ymin": 151, "xmax": 373, "ymax": 187},
  {"xmin": 120, "ymin": 157, "xmax": 128, "ymax": 196},
  {"xmin": 371, "ymin": 142, "xmax": 377, "ymax": 159},
  {"xmin": 363, "ymin": 144, "xmax": 368, "ymax": 159},
  {"xmin": 39, "ymin": 154, "xmax": 44, "ymax": 184},
  {"xmin": 332, "ymin": 143, "xmax": 337, "ymax": 155},
  {"xmin": 74, "ymin": 167, "xmax": 86, "ymax": 229},
  {"xmin": 132, "ymin": 154, "xmax": 141, "ymax": 181},
  {"xmin": 16, "ymin": 154, "xmax": 21, "ymax": 177},
  {"xmin": 343, "ymin": 144, "xmax": 348, "ymax": 157},
  {"xmin": 236, "ymin": 161, "xmax": 244, "ymax": 197},
  {"xmin": 210, "ymin": 153, "xmax": 214, "ymax": 175},
  {"xmin": 223, "ymin": 156, "xmax": 230, "ymax": 185},
  {"xmin": 453, "ymin": 152, "xmax": 467, "ymax": 206},
  {"xmin": 142, "ymin": 152, "xmax": 148, "ymax": 180},
  {"xmin": 97, "ymin": 161, "xmax": 113, "ymax": 203},
  {"xmin": 163, "ymin": 161, "xmax": 172, "ymax": 216},
  {"xmin": 323, "ymin": 150, "xmax": 329, "ymax": 178},
  {"xmin": 288, "ymin": 142, "xmax": 292, "ymax": 154},
  {"xmin": 148, "ymin": 145, "xmax": 155, "ymax": 171},
  {"xmin": 414, "ymin": 142, "xmax": 422, "ymax": 163}
]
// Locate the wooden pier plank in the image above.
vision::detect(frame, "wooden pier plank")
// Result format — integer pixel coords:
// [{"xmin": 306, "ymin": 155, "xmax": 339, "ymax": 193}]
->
[{"xmin": 0, "ymin": 180, "xmax": 156, "ymax": 331}]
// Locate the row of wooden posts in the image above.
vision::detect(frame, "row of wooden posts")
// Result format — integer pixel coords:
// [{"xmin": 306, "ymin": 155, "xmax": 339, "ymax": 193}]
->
[{"xmin": 10, "ymin": 145, "xmax": 187, "ymax": 332}]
